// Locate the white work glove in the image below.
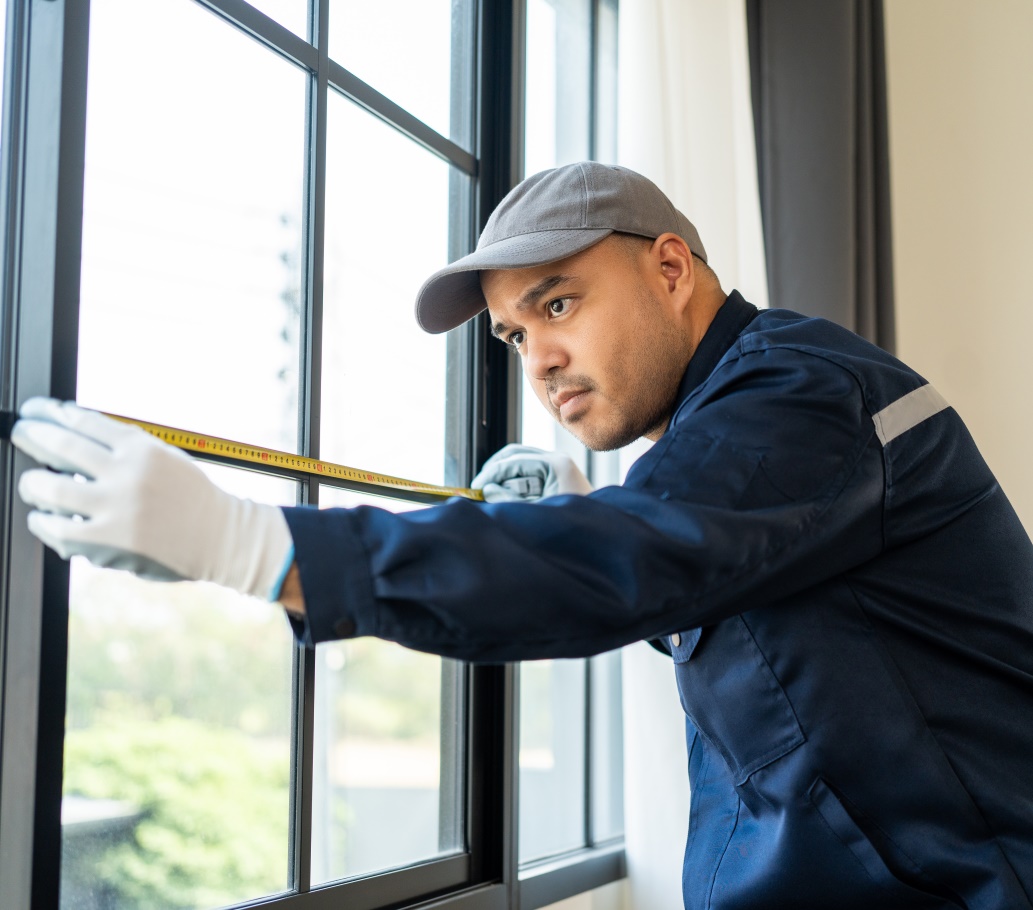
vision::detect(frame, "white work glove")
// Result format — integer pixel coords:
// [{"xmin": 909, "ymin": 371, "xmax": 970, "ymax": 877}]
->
[
  {"xmin": 11, "ymin": 398, "xmax": 294, "ymax": 600},
  {"xmin": 472, "ymin": 444, "xmax": 593, "ymax": 503}
]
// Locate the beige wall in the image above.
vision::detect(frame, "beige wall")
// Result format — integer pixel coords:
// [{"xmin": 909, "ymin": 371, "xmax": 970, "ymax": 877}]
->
[{"xmin": 884, "ymin": 0, "xmax": 1033, "ymax": 529}]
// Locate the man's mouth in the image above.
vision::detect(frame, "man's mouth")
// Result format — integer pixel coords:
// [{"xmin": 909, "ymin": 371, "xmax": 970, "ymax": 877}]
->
[{"xmin": 552, "ymin": 388, "xmax": 591, "ymax": 420}]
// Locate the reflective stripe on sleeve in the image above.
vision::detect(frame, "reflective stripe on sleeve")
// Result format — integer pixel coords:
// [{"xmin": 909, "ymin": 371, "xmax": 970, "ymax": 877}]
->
[{"xmin": 872, "ymin": 384, "xmax": 950, "ymax": 445}]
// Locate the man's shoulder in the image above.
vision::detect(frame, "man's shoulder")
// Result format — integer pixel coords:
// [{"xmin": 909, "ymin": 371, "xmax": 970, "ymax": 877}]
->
[
  {"xmin": 671, "ymin": 304, "xmax": 930, "ymax": 433},
  {"xmin": 731, "ymin": 307, "xmax": 911, "ymax": 388},
  {"xmin": 741, "ymin": 308, "xmax": 877, "ymax": 352}
]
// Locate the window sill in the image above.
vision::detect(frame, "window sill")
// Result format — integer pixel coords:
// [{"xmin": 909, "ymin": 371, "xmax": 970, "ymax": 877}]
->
[{"xmin": 518, "ymin": 842, "xmax": 626, "ymax": 910}]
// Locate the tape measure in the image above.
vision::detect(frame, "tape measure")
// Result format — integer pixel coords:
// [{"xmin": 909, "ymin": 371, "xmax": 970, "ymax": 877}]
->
[{"xmin": 1, "ymin": 409, "xmax": 483, "ymax": 502}]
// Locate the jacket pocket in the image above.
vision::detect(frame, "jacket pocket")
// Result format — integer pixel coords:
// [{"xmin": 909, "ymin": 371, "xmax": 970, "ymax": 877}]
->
[
  {"xmin": 809, "ymin": 778, "xmax": 964, "ymax": 909},
  {"xmin": 672, "ymin": 616, "xmax": 805, "ymax": 784},
  {"xmin": 667, "ymin": 627, "xmax": 702, "ymax": 660}
]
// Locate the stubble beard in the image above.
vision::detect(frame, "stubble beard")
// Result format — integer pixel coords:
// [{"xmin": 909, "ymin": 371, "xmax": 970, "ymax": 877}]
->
[
  {"xmin": 572, "ymin": 369, "xmax": 683, "ymax": 452},
  {"xmin": 563, "ymin": 300, "xmax": 690, "ymax": 452}
]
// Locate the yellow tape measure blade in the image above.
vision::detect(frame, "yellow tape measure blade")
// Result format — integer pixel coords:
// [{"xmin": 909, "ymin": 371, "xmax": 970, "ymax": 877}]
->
[{"xmin": 104, "ymin": 413, "xmax": 483, "ymax": 502}]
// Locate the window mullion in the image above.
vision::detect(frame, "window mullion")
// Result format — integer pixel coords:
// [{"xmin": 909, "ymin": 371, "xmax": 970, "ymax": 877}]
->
[
  {"xmin": 289, "ymin": 644, "xmax": 317, "ymax": 893},
  {"xmin": 465, "ymin": 11, "xmax": 525, "ymax": 892},
  {"xmin": 289, "ymin": 0, "xmax": 330, "ymax": 894},
  {"xmin": 299, "ymin": 0, "xmax": 329, "ymax": 471},
  {"xmin": 583, "ymin": 658, "xmax": 594, "ymax": 850}
]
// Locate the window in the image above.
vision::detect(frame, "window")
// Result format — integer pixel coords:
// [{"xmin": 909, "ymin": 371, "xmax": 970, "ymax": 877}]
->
[
  {"xmin": 0, "ymin": 2, "xmax": 621, "ymax": 909},
  {"xmin": 518, "ymin": 0, "xmax": 624, "ymax": 881}
]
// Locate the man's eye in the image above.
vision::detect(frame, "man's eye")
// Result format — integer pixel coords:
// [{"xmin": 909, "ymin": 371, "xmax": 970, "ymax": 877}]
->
[
  {"xmin": 547, "ymin": 297, "xmax": 571, "ymax": 316},
  {"xmin": 508, "ymin": 331, "xmax": 525, "ymax": 348}
]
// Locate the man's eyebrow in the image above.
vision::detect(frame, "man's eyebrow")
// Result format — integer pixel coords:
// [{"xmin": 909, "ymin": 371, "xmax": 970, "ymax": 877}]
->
[{"xmin": 490, "ymin": 274, "xmax": 576, "ymax": 339}]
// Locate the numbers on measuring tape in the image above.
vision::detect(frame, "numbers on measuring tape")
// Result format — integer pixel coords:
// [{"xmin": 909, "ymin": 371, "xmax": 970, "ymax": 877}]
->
[{"xmin": 107, "ymin": 413, "xmax": 482, "ymax": 501}]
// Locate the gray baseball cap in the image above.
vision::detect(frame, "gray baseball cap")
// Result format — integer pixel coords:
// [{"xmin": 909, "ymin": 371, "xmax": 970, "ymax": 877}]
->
[{"xmin": 414, "ymin": 161, "xmax": 708, "ymax": 334}]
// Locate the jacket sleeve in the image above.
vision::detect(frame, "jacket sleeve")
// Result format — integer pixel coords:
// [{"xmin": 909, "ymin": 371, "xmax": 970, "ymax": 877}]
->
[{"xmin": 284, "ymin": 347, "xmax": 886, "ymax": 662}]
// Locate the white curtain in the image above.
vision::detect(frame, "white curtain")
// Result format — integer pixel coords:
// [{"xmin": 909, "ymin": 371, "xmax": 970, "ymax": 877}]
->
[
  {"xmin": 617, "ymin": 0, "xmax": 767, "ymax": 308},
  {"xmin": 615, "ymin": 3, "xmax": 768, "ymax": 910}
]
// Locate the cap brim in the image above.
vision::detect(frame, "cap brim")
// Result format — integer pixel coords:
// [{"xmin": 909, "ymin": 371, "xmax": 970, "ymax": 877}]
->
[{"xmin": 415, "ymin": 227, "xmax": 613, "ymax": 334}]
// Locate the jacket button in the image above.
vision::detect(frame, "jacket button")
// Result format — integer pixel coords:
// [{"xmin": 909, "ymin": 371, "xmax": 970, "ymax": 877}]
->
[
  {"xmin": 671, "ymin": 632, "xmax": 681, "ymax": 647},
  {"xmin": 333, "ymin": 619, "xmax": 357, "ymax": 638}
]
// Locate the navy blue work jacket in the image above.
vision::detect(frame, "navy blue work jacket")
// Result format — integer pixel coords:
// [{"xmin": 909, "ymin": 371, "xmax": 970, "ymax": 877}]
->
[{"xmin": 284, "ymin": 291, "xmax": 1033, "ymax": 909}]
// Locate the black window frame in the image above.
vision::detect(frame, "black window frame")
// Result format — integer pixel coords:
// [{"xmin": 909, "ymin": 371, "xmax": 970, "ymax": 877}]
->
[{"xmin": 0, "ymin": 1, "xmax": 624, "ymax": 908}]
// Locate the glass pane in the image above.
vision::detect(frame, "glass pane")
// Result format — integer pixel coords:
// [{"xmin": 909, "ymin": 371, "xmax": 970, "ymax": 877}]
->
[
  {"xmin": 320, "ymin": 94, "xmax": 453, "ymax": 485},
  {"xmin": 590, "ymin": 650, "xmax": 624, "ymax": 842},
  {"xmin": 524, "ymin": 0, "xmax": 591, "ymax": 175},
  {"xmin": 328, "ymin": 0, "xmax": 474, "ymax": 147},
  {"xmin": 76, "ymin": 0, "xmax": 306, "ymax": 453},
  {"xmin": 519, "ymin": 659, "xmax": 587, "ymax": 862},
  {"xmin": 61, "ymin": 467, "xmax": 296, "ymax": 910},
  {"xmin": 520, "ymin": 0, "xmax": 592, "ymax": 468},
  {"xmin": 312, "ymin": 487, "xmax": 464, "ymax": 883},
  {"xmin": 595, "ymin": 0, "xmax": 619, "ymax": 164},
  {"xmin": 248, "ymin": 0, "xmax": 309, "ymax": 39}
]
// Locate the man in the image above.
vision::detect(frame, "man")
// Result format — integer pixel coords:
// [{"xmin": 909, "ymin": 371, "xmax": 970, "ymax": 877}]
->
[{"xmin": 12, "ymin": 162, "xmax": 1033, "ymax": 909}]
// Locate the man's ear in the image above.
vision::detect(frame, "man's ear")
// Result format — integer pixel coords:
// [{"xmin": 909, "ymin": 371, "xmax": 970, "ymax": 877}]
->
[{"xmin": 650, "ymin": 233, "xmax": 695, "ymax": 315}]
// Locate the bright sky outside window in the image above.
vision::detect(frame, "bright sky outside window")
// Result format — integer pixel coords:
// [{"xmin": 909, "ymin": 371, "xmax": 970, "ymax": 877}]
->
[
  {"xmin": 524, "ymin": 0, "xmax": 591, "ymax": 178},
  {"xmin": 594, "ymin": 0, "xmax": 618, "ymax": 163},
  {"xmin": 320, "ymin": 92, "xmax": 452, "ymax": 485},
  {"xmin": 328, "ymin": 0, "xmax": 474, "ymax": 147},
  {"xmin": 76, "ymin": 0, "xmax": 306, "ymax": 454}
]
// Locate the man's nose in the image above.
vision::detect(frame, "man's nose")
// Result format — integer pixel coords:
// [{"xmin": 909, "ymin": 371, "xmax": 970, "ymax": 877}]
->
[{"xmin": 525, "ymin": 332, "xmax": 568, "ymax": 380}]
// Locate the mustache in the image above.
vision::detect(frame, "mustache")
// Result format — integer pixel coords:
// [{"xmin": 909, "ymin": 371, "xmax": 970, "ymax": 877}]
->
[{"xmin": 544, "ymin": 375, "xmax": 596, "ymax": 402}]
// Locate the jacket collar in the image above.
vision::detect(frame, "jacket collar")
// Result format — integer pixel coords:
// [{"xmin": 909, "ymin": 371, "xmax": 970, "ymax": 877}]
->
[{"xmin": 672, "ymin": 289, "xmax": 759, "ymax": 410}]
